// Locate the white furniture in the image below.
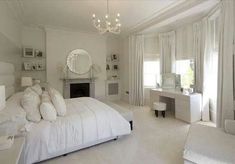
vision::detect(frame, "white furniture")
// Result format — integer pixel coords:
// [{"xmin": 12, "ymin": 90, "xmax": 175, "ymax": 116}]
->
[
  {"xmin": 0, "ymin": 137, "xmax": 25, "ymax": 164},
  {"xmin": 184, "ymin": 123, "xmax": 235, "ymax": 164},
  {"xmin": 150, "ymin": 88, "xmax": 201, "ymax": 123},
  {"xmin": 0, "ymin": 62, "xmax": 15, "ymax": 98},
  {"xmin": 153, "ymin": 102, "xmax": 166, "ymax": 117},
  {"xmin": 19, "ymin": 97, "xmax": 130, "ymax": 164}
]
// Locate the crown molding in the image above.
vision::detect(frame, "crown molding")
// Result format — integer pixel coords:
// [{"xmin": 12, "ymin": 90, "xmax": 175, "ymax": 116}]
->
[{"xmin": 129, "ymin": 0, "xmax": 214, "ymax": 34}]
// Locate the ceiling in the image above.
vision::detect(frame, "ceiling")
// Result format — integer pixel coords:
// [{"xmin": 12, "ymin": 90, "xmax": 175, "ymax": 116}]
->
[
  {"xmin": 8, "ymin": 0, "xmax": 181, "ymax": 33},
  {"xmin": 7, "ymin": 0, "xmax": 219, "ymax": 34}
]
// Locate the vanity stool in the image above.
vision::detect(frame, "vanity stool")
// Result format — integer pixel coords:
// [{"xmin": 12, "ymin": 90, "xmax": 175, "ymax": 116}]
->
[{"xmin": 153, "ymin": 102, "xmax": 166, "ymax": 118}]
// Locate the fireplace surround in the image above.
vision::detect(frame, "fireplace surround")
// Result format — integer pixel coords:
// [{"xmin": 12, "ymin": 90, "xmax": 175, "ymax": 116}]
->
[{"xmin": 62, "ymin": 78, "xmax": 95, "ymax": 98}]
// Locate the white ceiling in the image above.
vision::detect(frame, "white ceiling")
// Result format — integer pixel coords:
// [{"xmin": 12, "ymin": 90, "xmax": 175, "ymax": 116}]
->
[
  {"xmin": 8, "ymin": 0, "xmax": 219, "ymax": 34},
  {"xmin": 11, "ymin": 0, "xmax": 181, "ymax": 33}
]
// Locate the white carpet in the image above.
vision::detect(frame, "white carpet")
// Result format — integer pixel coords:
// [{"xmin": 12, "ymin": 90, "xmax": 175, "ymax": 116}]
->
[{"xmin": 40, "ymin": 102, "xmax": 190, "ymax": 164}]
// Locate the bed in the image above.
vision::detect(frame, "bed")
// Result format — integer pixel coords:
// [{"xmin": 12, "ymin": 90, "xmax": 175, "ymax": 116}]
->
[{"xmin": 0, "ymin": 61, "xmax": 131, "ymax": 164}]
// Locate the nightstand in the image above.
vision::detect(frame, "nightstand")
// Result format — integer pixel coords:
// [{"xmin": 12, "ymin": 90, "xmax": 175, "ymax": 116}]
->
[{"xmin": 0, "ymin": 137, "xmax": 25, "ymax": 164}]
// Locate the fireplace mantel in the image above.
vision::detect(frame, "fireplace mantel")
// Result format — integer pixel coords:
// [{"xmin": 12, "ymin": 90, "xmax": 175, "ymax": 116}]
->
[{"xmin": 61, "ymin": 78, "xmax": 95, "ymax": 98}]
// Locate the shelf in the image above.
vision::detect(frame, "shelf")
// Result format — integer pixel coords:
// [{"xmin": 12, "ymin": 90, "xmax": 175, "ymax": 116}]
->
[{"xmin": 22, "ymin": 70, "xmax": 46, "ymax": 72}]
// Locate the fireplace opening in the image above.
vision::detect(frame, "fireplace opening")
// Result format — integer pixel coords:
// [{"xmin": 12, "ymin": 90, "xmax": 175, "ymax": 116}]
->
[{"xmin": 70, "ymin": 83, "xmax": 90, "ymax": 98}]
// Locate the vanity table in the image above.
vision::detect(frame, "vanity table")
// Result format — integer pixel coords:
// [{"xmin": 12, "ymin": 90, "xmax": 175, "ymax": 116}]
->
[{"xmin": 150, "ymin": 88, "xmax": 202, "ymax": 123}]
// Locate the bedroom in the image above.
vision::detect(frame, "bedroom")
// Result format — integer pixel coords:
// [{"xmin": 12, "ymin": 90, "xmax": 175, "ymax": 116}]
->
[{"xmin": 0, "ymin": 0, "xmax": 234, "ymax": 164}]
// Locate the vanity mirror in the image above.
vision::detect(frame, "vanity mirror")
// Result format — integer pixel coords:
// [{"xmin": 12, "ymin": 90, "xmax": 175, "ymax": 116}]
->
[{"xmin": 67, "ymin": 49, "xmax": 92, "ymax": 75}]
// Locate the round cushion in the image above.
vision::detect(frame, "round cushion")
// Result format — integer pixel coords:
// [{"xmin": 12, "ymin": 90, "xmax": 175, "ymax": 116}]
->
[{"xmin": 153, "ymin": 102, "xmax": 166, "ymax": 111}]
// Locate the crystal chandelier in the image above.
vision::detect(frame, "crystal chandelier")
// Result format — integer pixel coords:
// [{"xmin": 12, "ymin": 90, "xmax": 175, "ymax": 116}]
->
[{"xmin": 92, "ymin": 0, "xmax": 121, "ymax": 34}]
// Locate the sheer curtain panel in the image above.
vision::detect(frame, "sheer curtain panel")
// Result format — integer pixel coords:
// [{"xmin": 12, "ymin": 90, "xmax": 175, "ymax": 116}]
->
[
  {"xmin": 159, "ymin": 31, "xmax": 176, "ymax": 74},
  {"xmin": 216, "ymin": 0, "xmax": 234, "ymax": 128},
  {"xmin": 129, "ymin": 35, "xmax": 144, "ymax": 106}
]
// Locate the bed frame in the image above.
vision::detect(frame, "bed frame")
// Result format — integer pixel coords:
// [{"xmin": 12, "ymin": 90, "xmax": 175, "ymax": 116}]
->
[
  {"xmin": 0, "ymin": 61, "xmax": 122, "ymax": 163},
  {"xmin": 0, "ymin": 61, "xmax": 15, "ymax": 99}
]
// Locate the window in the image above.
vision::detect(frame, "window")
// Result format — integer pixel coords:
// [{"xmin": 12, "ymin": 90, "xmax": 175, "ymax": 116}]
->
[
  {"xmin": 176, "ymin": 59, "xmax": 195, "ymax": 88},
  {"xmin": 144, "ymin": 61, "xmax": 160, "ymax": 87}
]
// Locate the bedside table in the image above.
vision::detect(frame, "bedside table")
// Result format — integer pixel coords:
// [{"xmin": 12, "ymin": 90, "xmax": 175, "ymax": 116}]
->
[{"xmin": 0, "ymin": 137, "xmax": 25, "ymax": 164}]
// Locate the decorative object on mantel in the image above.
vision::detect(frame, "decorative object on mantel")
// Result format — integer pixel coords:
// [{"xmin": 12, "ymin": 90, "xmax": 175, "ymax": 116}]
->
[
  {"xmin": 0, "ymin": 85, "xmax": 6, "ymax": 111},
  {"xmin": 92, "ymin": 0, "xmax": 121, "ymax": 34},
  {"xmin": 91, "ymin": 64, "xmax": 102, "ymax": 77}
]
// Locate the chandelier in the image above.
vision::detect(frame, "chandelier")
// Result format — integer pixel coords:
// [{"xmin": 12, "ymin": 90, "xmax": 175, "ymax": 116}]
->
[{"xmin": 92, "ymin": 0, "xmax": 121, "ymax": 34}]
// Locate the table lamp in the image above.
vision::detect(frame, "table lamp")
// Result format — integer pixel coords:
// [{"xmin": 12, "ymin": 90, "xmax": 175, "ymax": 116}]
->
[{"xmin": 21, "ymin": 77, "xmax": 33, "ymax": 87}]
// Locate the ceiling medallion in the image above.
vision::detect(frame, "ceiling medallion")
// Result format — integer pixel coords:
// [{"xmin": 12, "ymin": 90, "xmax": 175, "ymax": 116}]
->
[{"xmin": 92, "ymin": 0, "xmax": 121, "ymax": 34}]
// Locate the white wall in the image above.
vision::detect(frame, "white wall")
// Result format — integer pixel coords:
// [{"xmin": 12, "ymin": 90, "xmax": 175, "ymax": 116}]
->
[
  {"xmin": 106, "ymin": 36, "xmax": 121, "ymax": 80},
  {"xmin": 46, "ymin": 28, "xmax": 107, "ymax": 98},
  {"xmin": 0, "ymin": 2, "xmax": 22, "ymax": 91},
  {"xmin": 21, "ymin": 26, "xmax": 46, "ymax": 82},
  {"xmin": 119, "ymin": 36, "xmax": 129, "ymax": 102},
  {"xmin": 0, "ymin": 2, "xmax": 21, "ymax": 47}
]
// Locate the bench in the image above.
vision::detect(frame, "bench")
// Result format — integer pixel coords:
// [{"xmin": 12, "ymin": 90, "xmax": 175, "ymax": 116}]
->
[{"xmin": 101, "ymin": 100, "xmax": 134, "ymax": 130}]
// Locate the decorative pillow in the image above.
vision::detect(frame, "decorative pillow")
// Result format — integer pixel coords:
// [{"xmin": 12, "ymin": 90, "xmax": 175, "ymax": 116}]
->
[
  {"xmin": 31, "ymin": 84, "xmax": 43, "ymax": 95},
  {"xmin": 40, "ymin": 91, "xmax": 57, "ymax": 121},
  {"xmin": 48, "ymin": 88, "xmax": 66, "ymax": 116},
  {"xmin": 0, "ymin": 92, "xmax": 28, "ymax": 136},
  {"xmin": 21, "ymin": 89, "xmax": 41, "ymax": 122}
]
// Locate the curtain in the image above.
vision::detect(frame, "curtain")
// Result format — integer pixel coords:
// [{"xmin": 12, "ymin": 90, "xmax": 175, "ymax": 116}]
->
[
  {"xmin": 176, "ymin": 24, "xmax": 194, "ymax": 60},
  {"xmin": 159, "ymin": 31, "xmax": 176, "ymax": 74},
  {"xmin": 193, "ymin": 21, "xmax": 204, "ymax": 93},
  {"xmin": 193, "ymin": 19, "xmax": 210, "ymax": 121},
  {"xmin": 216, "ymin": 0, "xmax": 234, "ymax": 128},
  {"xmin": 129, "ymin": 35, "xmax": 144, "ymax": 106},
  {"xmin": 202, "ymin": 18, "xmax": 213, "ymax": 122}
]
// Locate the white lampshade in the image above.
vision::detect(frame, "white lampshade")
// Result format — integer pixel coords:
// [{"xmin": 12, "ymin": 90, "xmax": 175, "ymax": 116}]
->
[
  {"xmin": 0, "ymin": 85, "xmax": 6, "ymax": 111},
  {"xmin": 21, "ymin": 77, "xmax": 33, "ymax": 87}
]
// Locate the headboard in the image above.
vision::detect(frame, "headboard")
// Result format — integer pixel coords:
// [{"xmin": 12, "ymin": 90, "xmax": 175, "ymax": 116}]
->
[{"xmin": 0, "ymin": 61, "xmax": 15, "ymax": 99}]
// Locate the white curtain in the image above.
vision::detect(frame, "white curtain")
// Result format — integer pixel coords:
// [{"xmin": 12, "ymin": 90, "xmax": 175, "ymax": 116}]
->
[
  {"xmin": 159, "ymin": 31, "xmax": 176, "ymax": 74},
  {"xmin": 216, "ymin": 0, "xmax": 234, "ymax": 128},
  {"xmin": 193, "ymin": 19, "xmax": 211, "ymax": 121},
  {"xmin": 202, "ymin": 18, "xmax": 214, "ymax": 122},
  {"xmin": 193, "ymin": 21, "xmax": 204, "ymax": 93},
  {"xmin": 129, "ymin": 35, "xmax": 144, "ymax": 106}
]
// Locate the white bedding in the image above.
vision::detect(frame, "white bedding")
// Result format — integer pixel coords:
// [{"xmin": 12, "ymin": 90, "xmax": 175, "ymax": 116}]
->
[{"xmin": 20, "ymin": 97, "xmax": 131, "ymax": 164}]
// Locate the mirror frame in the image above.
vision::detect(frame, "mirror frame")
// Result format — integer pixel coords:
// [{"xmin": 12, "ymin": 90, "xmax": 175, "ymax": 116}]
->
[{"xmin": 66, "ymin": 49, "xmax": 92, "ymax": 75}]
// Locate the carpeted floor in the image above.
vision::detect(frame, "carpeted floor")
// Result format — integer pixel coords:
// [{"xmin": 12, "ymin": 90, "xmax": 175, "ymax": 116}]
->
[{"xmin": 41, "ymin": 102, "xmax": 190, "ymax": 164}]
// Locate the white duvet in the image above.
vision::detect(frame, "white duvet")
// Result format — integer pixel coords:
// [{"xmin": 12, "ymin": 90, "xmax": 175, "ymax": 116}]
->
[{"xmin": 20, "ymin": 97, "xmax": 131, "ymax": 164}]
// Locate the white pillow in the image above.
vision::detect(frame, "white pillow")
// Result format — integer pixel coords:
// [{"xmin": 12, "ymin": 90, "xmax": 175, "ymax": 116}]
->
[
  {"xmin": 48, "ymin": 88, "xmax": 66, "ymax": 116},
  {"xmin": 0, "ymin": 92, "xmax": 28, "ymax": 136},
  {"xmin": 21, "ymin": 89, "xmax": 41, "ymax": 122},
  {"xmin": 31, "ymin": 84, "xmax": 42, "ymax": 95},
  {"xmin": 40, "ymin": 91, "xmax": 57, "ymax": 121}
]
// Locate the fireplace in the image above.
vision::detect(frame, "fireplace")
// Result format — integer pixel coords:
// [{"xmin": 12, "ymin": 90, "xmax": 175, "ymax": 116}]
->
[
  {"xmin": 62, "ymin": 78, "xmax": 95, "ymax": 99},
  {"xmin": 70, "ymin": 83, "xmax": 90, "ymax": 98}
]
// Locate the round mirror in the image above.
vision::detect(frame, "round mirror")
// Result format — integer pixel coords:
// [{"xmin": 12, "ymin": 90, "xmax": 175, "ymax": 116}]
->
[{"xmin": 67, "ymin": 49, "xmax": 92, "ymax": 75}]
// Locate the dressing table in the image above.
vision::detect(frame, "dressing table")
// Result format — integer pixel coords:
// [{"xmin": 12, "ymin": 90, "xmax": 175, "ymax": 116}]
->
[{"xmin": 150, "ymin": 88, "xmax": 202, "ymax": 123}]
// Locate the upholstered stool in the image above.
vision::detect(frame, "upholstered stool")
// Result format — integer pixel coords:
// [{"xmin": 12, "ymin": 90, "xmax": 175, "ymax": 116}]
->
[{"xmin": 153, "ymin": 102, "xmax": 166, "ymax": 118}]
